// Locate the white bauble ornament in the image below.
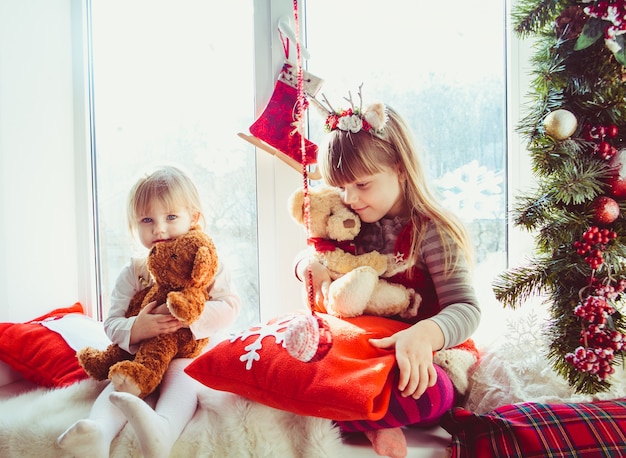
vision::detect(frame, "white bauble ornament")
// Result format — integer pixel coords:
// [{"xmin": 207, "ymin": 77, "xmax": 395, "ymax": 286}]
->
[{"xmin": 543, "ymin": 109, "xmax": 578, "ymax": 140}]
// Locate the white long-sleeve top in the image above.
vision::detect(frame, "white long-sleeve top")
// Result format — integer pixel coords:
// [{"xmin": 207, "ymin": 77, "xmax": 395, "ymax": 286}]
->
[{"xmin": 104, "ymin": 256, "xmax": 241, "ymax": 354}]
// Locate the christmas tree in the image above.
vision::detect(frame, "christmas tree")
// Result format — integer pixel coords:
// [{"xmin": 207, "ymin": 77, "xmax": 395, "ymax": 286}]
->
[{"xmin": 493, "ymin": 0, "xmax": 626, "ymax": 394}]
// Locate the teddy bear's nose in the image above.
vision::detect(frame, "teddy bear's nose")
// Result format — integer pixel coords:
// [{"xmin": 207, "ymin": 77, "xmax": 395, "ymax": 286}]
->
[{"xmin": 344, "ymin": 220, "xmax": 356, "ymax": 229}]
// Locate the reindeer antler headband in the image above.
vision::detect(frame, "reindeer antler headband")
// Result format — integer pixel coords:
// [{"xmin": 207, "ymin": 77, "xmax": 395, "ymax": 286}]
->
[{"xmin": 312, "ymin": 84, "xmax": 388, "ymax": 136}]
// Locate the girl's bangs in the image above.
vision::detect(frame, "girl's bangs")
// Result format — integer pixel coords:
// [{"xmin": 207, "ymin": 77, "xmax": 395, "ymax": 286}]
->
[
  {"xmin": 134, "ymin": 181, "xmax": 183, "ymax": 217},
  {"xmin": 325, "ymin": 134, "xmax": 391, "ymax": 187}
]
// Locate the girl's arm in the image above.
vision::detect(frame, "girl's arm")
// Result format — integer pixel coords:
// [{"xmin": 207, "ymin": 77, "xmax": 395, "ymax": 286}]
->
[
  {"xmin": 105, "ymin": 258, "xmax": 240, "ymax": 351},
  {"xmin": 420, "ymin": 224, "xmax": 481, "ymax": 349},
  {"xmin": 104, "ymin": 259, "xmax": 144, "ymax": 353},
  {"xmin": 370, "ymin": 224, "xmax": 481, "ymax": 398},
  {"xmin": 188, "ymin": 261, "xmax": 241, "ymax": 339}
]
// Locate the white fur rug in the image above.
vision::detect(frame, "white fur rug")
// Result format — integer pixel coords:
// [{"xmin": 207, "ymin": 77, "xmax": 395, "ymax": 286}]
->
[{"xmin": 0, "ymin": 379, "xmax": 344, "ymax": 457}]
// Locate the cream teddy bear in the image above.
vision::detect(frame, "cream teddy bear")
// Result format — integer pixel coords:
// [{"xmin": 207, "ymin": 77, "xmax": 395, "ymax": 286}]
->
[{"xmin": 289, "ymin": 186, "xmax": 420, "ymax": 318}]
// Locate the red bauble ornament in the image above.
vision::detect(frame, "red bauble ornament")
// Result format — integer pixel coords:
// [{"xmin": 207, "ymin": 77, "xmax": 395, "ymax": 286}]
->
[
  {"xmin": 608, "ymin": 149, "xmax": 626, "ymax": 199},
  {"xmin": 592, "ymin": 196, "xmax": 620, "ymax": 224}
]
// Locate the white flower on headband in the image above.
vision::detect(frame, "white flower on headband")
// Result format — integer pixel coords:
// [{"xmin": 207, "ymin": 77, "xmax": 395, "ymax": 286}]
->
[
  {"xmin": 324, "ymin": 105, "xmax": 386, "ymax": 135},
  {"xmin": 338, "ymin": 114, "xmax": 363, "ymax": 133}
]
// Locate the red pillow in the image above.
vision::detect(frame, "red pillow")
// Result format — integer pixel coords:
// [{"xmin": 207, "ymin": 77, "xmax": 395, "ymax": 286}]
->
[
  {"xmin": 0, "ymin": 303, "xmax": 90, "ymax": 388},
  {"xmin": 441, "ymin": 399, "xmax": 626, "ymax": 458},
  {"xmin": 186, "ymin": 312, "xmax": 411, "ymax": 421}
]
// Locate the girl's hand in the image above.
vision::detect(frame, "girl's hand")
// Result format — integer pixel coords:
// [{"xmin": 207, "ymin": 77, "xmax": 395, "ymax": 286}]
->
[
  {"xmin": 369, "ymin": 320, "xmax": 444, "ymax": 399},
  {"xmin": 298, "ymin": 259, "xmax": 331, "ymax": 313},
  {"xmin": 150, "ymin": 302, "xmax": 170, "ymax": 315},
  {"xmin": 129, "ymin": 301, "xmax": 186, "ymax": 344}
]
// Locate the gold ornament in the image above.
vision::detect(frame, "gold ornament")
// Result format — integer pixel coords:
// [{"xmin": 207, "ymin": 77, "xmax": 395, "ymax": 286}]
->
[{"xmin": 543, "ymin": 109, "xmax": 578, "ymax": 140}]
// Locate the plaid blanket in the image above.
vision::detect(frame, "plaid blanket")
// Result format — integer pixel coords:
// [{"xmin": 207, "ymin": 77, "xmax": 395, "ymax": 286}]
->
[{"xmin": 442, "ymin": 399, "xmax": 626, "ymax": 457}]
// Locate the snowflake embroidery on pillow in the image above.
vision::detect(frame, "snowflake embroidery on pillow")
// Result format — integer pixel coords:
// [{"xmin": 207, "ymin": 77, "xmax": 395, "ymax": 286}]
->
[{"xmin": 230, "ymin": 315, "xmax": 294, "ymax": 370}]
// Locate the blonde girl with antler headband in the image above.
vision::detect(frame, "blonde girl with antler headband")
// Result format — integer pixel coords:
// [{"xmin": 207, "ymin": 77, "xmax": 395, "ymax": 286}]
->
[{"xmin": 297, "ymin": 88, "xmax": 481, "ymax": 458}]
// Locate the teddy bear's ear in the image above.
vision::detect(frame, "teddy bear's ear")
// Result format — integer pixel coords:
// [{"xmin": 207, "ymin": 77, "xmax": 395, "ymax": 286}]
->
[
  {"xmin": 191, "ymin": 244, "xmax": 218, "ymax": 287},
  {"xmin": 288, "ymin": 188, "xmax": 306, "ymax": 225}
]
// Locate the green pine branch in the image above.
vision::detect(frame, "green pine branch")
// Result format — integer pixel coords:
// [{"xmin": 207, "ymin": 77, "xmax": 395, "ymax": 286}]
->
[
  {"xmin": 498, "ymin": 0, "xmax": 626, "ymax": 394},
  {"xmin": 549, "ymin": 159, "xmax": 610, "ymax": 205},
  {"xmin": 492, "ymin": 259, "xmax": 550, "ymax": 308},
  {"xmin": 512, "ymin": 0, "xmax": 575, "ymax": 37},
  {"xmin": 511, "ymin": 192, "xmax": 553, "ymax": 231}
]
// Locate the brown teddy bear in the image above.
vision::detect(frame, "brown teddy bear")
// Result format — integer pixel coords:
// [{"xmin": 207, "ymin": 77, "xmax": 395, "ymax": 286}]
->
[
  {"xmin": 289, "ymin": 186, "xmax": 420, "ymax": 318},
  {"xmin": 77, "ymin": 225, "xmax": 218, "ymax": 398}
]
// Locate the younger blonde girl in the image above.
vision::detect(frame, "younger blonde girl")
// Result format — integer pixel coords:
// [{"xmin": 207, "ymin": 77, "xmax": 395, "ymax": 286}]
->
[{"xmin": 58, "ymin": 165, "xmax": 240, "ymax": 458}]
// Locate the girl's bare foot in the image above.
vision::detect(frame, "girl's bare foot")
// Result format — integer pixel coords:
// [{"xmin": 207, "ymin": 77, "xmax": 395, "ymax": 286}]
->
[{"xmin": 364, "ymin": 427, "xmax": 407, "ymax": 458}]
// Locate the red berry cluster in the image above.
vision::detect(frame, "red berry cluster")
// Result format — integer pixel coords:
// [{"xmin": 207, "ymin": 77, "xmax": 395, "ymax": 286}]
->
[
  {"xmin": 574, "ymin": 295, "xmax": 614, "ymax": 325},
  {"xmin": 566, "ymin": 345, "xmax": 622, "ymax": 380},
  {"xmin": 582, "ymin": 123, "xmax": 619, "ymax": 160},
  {"xmin": 584, "ymin": 2, "xmax": 626, "ymax": 45},
  {"xmin": 589, "ymin": 276, "xmax": 626, "ymax": 301},
  {"xmin": 573, "ymin": 226, "xmax": 618, "ymax": 269},
  {"xmin": 566, "ymin": 289, "xmax": 626, "ymax": 380}
]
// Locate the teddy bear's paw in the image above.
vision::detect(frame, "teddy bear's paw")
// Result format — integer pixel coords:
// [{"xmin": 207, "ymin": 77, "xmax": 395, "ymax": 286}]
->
[
  {"xmin": 433, "ymin": 349, "xmax": 478, "ymax": 396},
  {"xmin": 327, "ymin": 266, "xmax": 378, "ymax": 317},
  {"xmin": 167, "ymin": 291, "xmax": 205, "ymax": 325},
  {"xmin": 365, "ymin": 252, "xmax": 388, "ymax": 275},
  {"xmin": 366, "ymin": 280, "xmax": 413, "ymax": 317},
  {"xmin": 398, "ymin": 289, "xmax": 422, "ymax": 319},
  {"xmin": 166, "ymin": 293, "xmax": 190, "ymax": 322},
  {"xmin": 109, "ymin": 361, "xmax": 157, "ymax": 398},
  {"xmin": 110, "ymin": 372, "xmax": 142, "ymax": 397},
  {"xmin": 77, "ymin": 347, "xmax": 111, "ymax": 381}
]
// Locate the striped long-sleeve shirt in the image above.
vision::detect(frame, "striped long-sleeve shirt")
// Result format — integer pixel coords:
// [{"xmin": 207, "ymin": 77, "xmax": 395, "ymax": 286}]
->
[{"xmin": 357, "ymin": 217, "xmax": 480, "ymax": 349}]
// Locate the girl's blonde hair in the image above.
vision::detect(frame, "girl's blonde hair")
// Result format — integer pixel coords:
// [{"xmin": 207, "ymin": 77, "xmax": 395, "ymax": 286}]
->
[
  {"xmin": 318, "ymin": 106, "xmax": 474, "ymax": 277},
  {"xmin": 127, "ymin": 165, "xmax": 205, "ymax": 235}
]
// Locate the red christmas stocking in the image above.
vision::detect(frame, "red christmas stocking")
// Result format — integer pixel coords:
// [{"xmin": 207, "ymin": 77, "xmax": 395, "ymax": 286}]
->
[{"xmin": 247, "ymin": 61, "xmax": 323, "ymax": 169}]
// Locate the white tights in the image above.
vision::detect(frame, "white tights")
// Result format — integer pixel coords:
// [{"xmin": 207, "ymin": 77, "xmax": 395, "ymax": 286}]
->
[{"xmin": 57, "ymin": 358, "xmax": 200, "ymax": 458}]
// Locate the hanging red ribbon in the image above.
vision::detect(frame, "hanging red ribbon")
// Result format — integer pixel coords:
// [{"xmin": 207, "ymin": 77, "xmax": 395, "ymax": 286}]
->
[{"xmin": 278, "ymin": 28, "xmax": 290, "ymax": 60}]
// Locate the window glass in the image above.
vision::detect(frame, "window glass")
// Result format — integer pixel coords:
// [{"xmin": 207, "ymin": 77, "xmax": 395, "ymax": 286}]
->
[
  {"xmin": 90, "ymin": 0, "xmax": 259, "ymax": 330},
  {"xmin": 305, "ymin": 0, "xmax": 507, "ymax": 323}
]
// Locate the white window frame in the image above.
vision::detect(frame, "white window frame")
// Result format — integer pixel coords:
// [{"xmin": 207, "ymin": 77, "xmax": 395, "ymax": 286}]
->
[
  {"xmin": 73, "ymin": 0, "xmax": 99, "ymax": 319},
  {"xmin": 252, "ymin": 0, "xmax": 309, "ymax": 322},
  {"xmin": 506, "ymin": 0, "xmax": 538, "ymax": 267}
]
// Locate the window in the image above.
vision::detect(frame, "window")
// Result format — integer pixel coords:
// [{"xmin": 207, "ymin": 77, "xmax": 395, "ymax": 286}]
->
[
  {"xmin": 304, "ymin": 0, "xmax": 507, "ymax": 334},
  {"xmin": 88, "ymin": 0, "xmax": 510, "ymax": 340},
  {"xmin": 89, "ymin": 0, "xmax": 259, "ymax": 330}
]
